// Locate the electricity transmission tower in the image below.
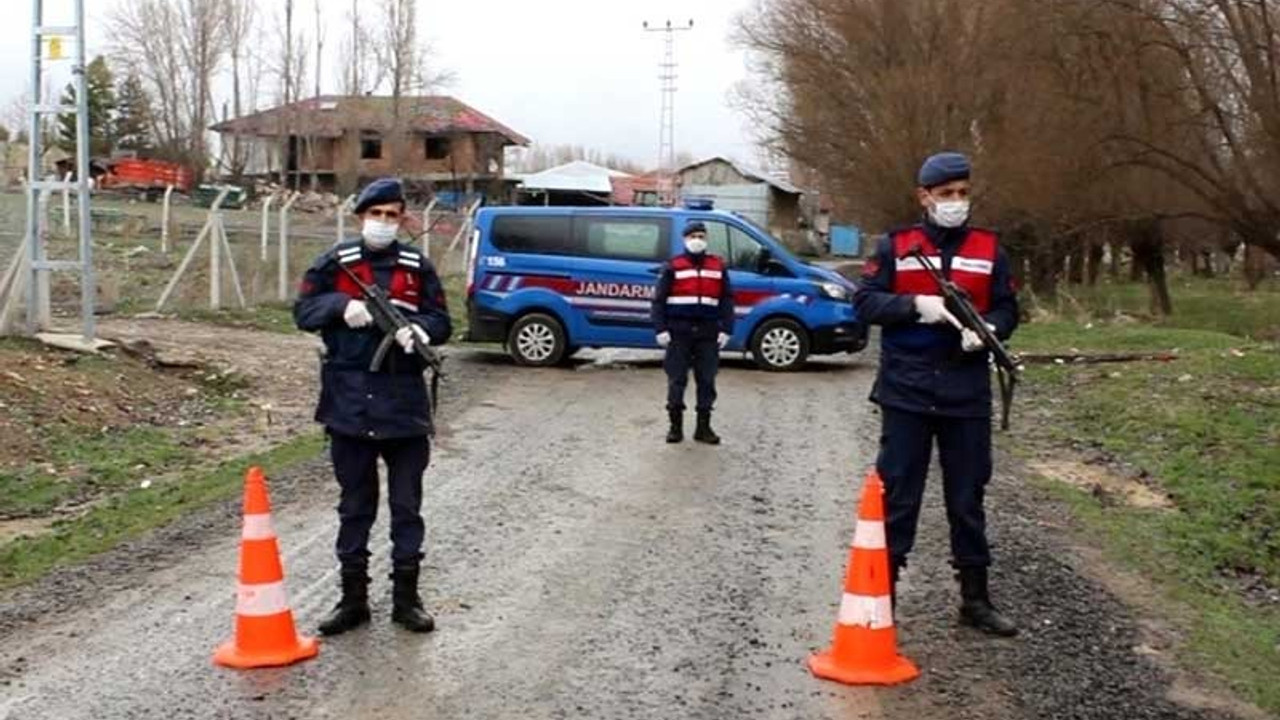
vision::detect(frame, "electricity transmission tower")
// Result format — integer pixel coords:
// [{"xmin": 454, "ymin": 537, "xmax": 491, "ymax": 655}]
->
[
  {"xmin": 16, "ymin": 0, "xmax": 94, "ymax": 341},
  {"xmin": 643, "ymin": 19, "xmax": 693, "ymax": 205}
]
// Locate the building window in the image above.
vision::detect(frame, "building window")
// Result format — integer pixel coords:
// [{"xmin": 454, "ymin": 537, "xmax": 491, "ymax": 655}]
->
[
  {"xmin": 425, "ymin": 136, "xmax": 451, "ymax": 160},
  {"xmin": 361, "ymin": 131, "xmax": 382, "ymax": 160}
]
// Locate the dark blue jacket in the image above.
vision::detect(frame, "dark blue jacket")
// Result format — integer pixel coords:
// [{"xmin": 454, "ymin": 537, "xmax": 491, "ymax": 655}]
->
[
  {"xmin": 294, "ymin": 240, "xmax": 452, "ymax": 439},
  {"xmin": 651, "ymin": 252, "xmax": 736, "ymax": 339},
  {"xmin": 854, "ymin": 220, "xmax": 1018, "ymax": 418}
]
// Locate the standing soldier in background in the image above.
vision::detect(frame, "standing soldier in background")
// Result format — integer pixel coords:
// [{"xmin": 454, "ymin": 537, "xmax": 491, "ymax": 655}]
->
[
  {"xmin": 652, "ymin": 221, "xmax": 735, "ymax": 445},
  {"xmin": 853, "ymin": 152, "xmax": 1020, "ymax": 637},
  {"xmin": 294, "ymin": 178, "xmax": 452, "ymax": 635}
]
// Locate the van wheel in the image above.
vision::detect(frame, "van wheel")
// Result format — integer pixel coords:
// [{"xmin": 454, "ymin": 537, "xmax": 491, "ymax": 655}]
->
[
  {"xmin": 751, "ymin": 318, "xmax": 809, "ymax": 372},
  {"xmin": 509, "ymin": 313, "xmax": 567, "ymax": 367}
]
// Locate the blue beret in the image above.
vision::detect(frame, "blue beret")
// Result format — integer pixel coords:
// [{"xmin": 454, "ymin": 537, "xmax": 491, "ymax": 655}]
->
[
  {"xmin": 355, "ymin": 177, "xmax": 406, "ymax": 214},
  {"xmin": 917, "ymin": 152, "xmax": 971, "ymax": 188},
  {"xmin": 684, "ymin": 221, "xmax": 708, "ymax": 237}
]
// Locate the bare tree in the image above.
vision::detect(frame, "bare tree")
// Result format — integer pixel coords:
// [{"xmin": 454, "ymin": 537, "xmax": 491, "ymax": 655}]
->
[
  {"xmin": 222, "ymin": 0, "xmax": 255, "ymax": 178},
  {"xmin": 732, "ymin": 0, "xmax": 1273, "ymax": 311},
  {"xmin": 177, "ymin": 0, "xmax": 229, "ymax": 180},
  {"xmin": 273, "ymin": 0, "xmax": 310, "ymax": 189},
  {"xmin": 375, "ymin": 0, "xmax": 455, "ymax": 105},
  {"xmin": 108, "ymin": 0, "xmax": 187, "ymax": 160},
  {"xmin": 338, "ymin": 0, "xmax": 383, "ymax": 96}
]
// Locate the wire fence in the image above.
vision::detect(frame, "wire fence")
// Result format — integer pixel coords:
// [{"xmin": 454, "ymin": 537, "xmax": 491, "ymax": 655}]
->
[{"xmin": 0, "ymin": 190, "xmax": 475, "ymax": 328}]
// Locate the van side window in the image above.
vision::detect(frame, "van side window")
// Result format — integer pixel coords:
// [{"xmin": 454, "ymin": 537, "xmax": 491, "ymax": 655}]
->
[
  {"xmin": 492, "ymin": 216, "xmax": 574, "ymax": 255},
  {"xmin": 576, "ymin": 217, "xmax": 668, "ymax": 261},
  {"xmin": 702, "ymin": 221, "xmax": 766, "ymax": 272}
]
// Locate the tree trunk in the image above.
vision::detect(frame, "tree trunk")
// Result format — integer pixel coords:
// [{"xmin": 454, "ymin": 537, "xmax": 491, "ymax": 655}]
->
[
  {"xmin": 1086, "ymin": 240, "xmax": 1105, "ymax": 286},
  {"xmin": 1067, "ymin": 247, "xmax": 1085, "ymax": 285},
  {"xmin": 1027, "ymin": 228, "xmax": 1059, "ymax": 298},
  {"xmin": 231, "ymin": 50, "xmax": 243, "ymax": 182},
  {"xmin": 1108, "ymin": 240, "xmax": 1122, "ymax": 280},
  {"xmin": 1129, "ymin": 247, "xmax": 1144, "ymax": 282},
  {"xmin": 1129, "ymin": 220, "xmax": 1172, "ymax": 316},
  {"xmin": 1244, "ymin": 244, "xmax": 1267, "ymax": 290},
  {"xmin": 1199, "ymin": 249, "xmax": 1214, "ymax": 278}
]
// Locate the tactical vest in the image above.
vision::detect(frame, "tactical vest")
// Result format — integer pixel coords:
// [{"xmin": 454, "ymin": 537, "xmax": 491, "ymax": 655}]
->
[
  {"xmin": 890, "ymin": 227, "xmax": 997, "ymax": 312},
  {"xmin": 666, "ymin": 253, "xmax": 726, "ymax": 316},
  {"xmin": 333, "ymin": 244, "xmax": 424, "ymax": 312}
]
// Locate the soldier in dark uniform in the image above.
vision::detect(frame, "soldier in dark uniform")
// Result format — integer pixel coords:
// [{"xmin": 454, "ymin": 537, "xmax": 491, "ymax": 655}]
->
[
  {"xmin": 294, "ymin": 178, "xmax": 452, "ymax": 635},
  {"xmin": 652, "ymin": 221, "xmax": 735, "ymax": 445},
  {"xmin": 853, "ymin": 152, "xmax": 1020, "ymax": 636}
]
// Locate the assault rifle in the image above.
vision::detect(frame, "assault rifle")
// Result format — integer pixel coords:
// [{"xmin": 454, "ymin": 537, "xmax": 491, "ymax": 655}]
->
[
  {"xmin": 907, "ymin": 246, "xmax": 1020, "ymax": 430},
  {"xmin": 337, "ymin": 262, "xmax": 443, "ymax": 417}
]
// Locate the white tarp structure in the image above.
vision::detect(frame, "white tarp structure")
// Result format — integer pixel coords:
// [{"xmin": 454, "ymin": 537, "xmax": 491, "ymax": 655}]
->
[{"xmin": 517, "ymin": 161, "xmax": 632, "ymax": 195}]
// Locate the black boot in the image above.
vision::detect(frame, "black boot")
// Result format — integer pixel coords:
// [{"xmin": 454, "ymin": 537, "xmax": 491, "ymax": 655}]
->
[
  {"xmin": 957, "ymin": 567, "xmax": 1018, "ymax": 637},
  {"xmin": 391, "ymin": 564, "xmax": 436, "ymax": 633},
  {"xmin": 693, "ymin": 411, "xmax": 721, "ymax": 445},
  {"xmin": 318, "ymin": 568, "xmax": 371, "ymax": 636},
  {"xmin": 890, "ymin": 563, "xmax": 902, "ymax": 616},
  {"xmin": 666, "ymin": 410, "xmax": 683, "ymax": 443}
]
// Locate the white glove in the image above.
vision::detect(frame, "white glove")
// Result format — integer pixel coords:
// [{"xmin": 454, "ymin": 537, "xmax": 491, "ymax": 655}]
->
[
  {"xmin": 343, "ymin": 299, "xmax": 373, "ymax": 329},
  {"xmin": 717, "ymin": 332, "xmax": 730, "ymax": 349},
  {"xmin": 961, "ymin": 323, "xmax": 998, "ymax": 353},
  {"xmin": 656, "ymin": 331, "xmax": 671, "ymax": 348},
  {"xmin": 395, "ymin": 324, "xmax": 431, "ymax": 353},
  {"xmin": 913, "ymin": 295, "xmax": 961, "ymax": 329}
]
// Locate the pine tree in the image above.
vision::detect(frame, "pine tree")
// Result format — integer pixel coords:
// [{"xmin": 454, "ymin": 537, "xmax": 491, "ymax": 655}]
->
[
  {"xmin": 57, "ymin": 56, "xmax": 116, "ymax": 156},
  {"xmin": 114, "ymin": 73, "xmax": 155, "ymax": 154}
]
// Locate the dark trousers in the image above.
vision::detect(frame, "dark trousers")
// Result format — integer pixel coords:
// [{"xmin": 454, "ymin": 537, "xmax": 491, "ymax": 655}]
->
[
  {"xmin": 664, "ymin": 334, "xmax": 720, "ymax": 412},
  {"xmin": 876, "ymin": 406, "xmax": 992, "ymax": 569},
  {"xmin": 329, "ymin": 432, "xmax": 430, "ymax": 568}
]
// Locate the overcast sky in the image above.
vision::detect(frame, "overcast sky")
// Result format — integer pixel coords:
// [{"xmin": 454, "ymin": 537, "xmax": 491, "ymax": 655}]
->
[{"xmin": 0, "ymin": 0, "xmax": 764, "ymax": 167}]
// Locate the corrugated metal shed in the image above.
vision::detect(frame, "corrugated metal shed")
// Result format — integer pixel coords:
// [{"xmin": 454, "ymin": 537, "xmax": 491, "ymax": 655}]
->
[
  {"xmin": 678, "ymin": 156, "xmax": 802, "ymax": 195},
  {"xmin": 682, "ymin": 183, "xmax": 772, "ymax": 227}
]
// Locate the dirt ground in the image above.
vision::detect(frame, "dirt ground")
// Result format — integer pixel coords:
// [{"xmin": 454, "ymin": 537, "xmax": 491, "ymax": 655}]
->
[{"xmin": 0, "ymin": 330, "xmax": 1266, "ymax": 719}]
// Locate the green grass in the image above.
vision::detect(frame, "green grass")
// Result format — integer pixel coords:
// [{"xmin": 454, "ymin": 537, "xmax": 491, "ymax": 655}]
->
[
  {"xmin": 442, "ymin": 273, "xmax": 469, "ymax": 339},
  {"xmin": 176, "ymin": 303, "xmax": 300, "ymax": 334},
  {"xmin": 1018, "ymin": 322, "xmax": 1280, "ymax": 585},
  {"xmin": 0, "ymin": 428, "xmax": 193, "ymax": 518},
  {"xmin": 1013, "ymin": 319, "xmax": 1280, "ymax": 712},
  {"xmin": 1032, "ymin": 475, "xmax": 1280, "ymax": 714},
  {"xmin": 1039, "ymin": 275, "xmax": 1280, "ymax": 340},
  {"xmin": 0, "ymin": 432, "xmax": 325, "ymax": 590}
]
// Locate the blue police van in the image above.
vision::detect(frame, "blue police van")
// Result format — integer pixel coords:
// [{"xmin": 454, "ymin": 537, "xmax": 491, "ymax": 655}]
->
[{"xmin": 463, "ymin": 202, "xmax": 867, "ymax": 371}]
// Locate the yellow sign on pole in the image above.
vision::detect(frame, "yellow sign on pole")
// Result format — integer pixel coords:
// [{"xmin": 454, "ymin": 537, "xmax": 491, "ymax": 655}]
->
[{"xmin": 48, "ymin": 37, "xmax": 65, "ymax": 60}]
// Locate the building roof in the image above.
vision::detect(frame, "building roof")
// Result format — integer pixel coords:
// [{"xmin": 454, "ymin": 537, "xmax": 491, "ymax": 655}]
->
[
  {"xmin": 678, "ymin": 156, "xmax": 803, "ymax": 195},
  {"xmin": 516, "ymin": 161, "xmax": 632, "ymax": 194},
  {"xmin": 210, "ymin": 95, "xmax": 531, "ymax": 145}
]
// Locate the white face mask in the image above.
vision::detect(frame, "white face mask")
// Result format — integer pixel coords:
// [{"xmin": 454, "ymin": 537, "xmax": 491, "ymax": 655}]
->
[
  {"xmin": 685, "ymin": 238, "xmax": 708, "ymax": 255},
  {"xmin": 362, "ymin": 219, "xmax": 399, "ymax": 250},
  {"xmin": 928, "ymin": 199, "xmax": 971, "ymax": 229}
]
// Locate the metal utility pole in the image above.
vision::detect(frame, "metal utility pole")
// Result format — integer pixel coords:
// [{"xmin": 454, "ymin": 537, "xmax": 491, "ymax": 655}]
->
[
  {"xmin": 643, "ymin": 19, "xmax": 693, "ymax": 205},
  {"xmin": 23, "ymin": 0, "xmax": 95, "ymax": 341}
]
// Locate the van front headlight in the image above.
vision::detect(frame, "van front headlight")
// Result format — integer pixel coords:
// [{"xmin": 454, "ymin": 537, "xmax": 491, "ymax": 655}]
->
[{"xmin": 816, "ymin": 281, "xmax": 852, "ymax": 301}]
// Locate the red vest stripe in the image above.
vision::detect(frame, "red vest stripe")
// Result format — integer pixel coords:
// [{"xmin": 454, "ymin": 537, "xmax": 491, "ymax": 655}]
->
[{"xmin": 890, "ymin": 228, "xmax": 997, "ymax": 312}]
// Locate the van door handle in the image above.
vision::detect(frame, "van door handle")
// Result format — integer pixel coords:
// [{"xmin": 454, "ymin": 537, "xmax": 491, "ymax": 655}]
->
[{"xmin": 647, "ymin": 266, "xmax": 662, "ymax": 275}]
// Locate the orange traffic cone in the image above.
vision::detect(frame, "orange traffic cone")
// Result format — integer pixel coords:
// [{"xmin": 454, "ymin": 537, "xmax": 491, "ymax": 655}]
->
[
  {"xmin": 808, "ymin": 470, "xmax": 919, "ymax": 685},
  {"xmin": 213, "ymin": 467, "xmax": 319, "ymax": 669}
]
